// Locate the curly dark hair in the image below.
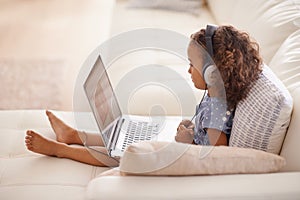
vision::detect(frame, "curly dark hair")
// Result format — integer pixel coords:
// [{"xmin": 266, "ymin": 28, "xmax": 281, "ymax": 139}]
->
[{"xmin": 191, "ymin": 25, "xmax": 263, "ymax": 110}]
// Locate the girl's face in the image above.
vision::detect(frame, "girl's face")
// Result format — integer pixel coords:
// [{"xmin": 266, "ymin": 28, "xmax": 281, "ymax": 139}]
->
[{"xmin": 187, "ymin": 41, "xmax": 207, "ymax": 90}]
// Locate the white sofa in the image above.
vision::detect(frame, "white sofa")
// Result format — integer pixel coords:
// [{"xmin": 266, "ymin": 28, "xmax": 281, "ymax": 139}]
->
[{"xmin": 1, "ymin": 0, "xmax": 300, "ymax": 199}]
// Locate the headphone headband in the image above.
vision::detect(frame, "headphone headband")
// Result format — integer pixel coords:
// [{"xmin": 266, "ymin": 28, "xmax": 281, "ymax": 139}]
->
[
  {"xmin": 202, "ymin": 24, "xmax": 218, "ymax": 86},
  {"xmin": 205, "ymin": 24, "xmax": 218, "ymax": 57}
]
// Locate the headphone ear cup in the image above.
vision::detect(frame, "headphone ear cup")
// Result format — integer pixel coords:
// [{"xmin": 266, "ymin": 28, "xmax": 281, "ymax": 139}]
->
[{"xmin": 203, "ymin": 65, "xmax": 217, "ymax": 86}]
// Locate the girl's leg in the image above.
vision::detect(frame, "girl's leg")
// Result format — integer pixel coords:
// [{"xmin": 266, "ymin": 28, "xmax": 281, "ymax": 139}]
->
[
  {"xmin": 46, "ymin": 110, "xmax": 104, "ymax": 146},
  {"xmin": 25, "ymin": 130, "xmax": 118, "ymax": 167}
]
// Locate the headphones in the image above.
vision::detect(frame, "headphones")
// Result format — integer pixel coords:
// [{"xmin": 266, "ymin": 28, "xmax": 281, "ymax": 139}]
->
[{"xmin": 202, "ymin": 24, "xmax": 218, "ymax": 86}]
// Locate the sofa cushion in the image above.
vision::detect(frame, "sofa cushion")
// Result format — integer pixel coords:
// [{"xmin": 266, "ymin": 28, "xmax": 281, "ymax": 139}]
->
[
  {"xmin": 118, "ymin": 141, "xmax": 285, "ymax": 176},
  {"xmin": 207, "ymin": 0, "xmax": 300, "ymax": 63},
  {"xmin": 0, "ymin": 110, "xmax": 108, "ymax": 200},
  {"xmin": 229, "ymin": 65, "xmax": 293, "ymax": 154}
]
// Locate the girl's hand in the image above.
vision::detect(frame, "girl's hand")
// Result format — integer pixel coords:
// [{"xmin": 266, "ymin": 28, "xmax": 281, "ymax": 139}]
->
[
  {"xmin": 175, "ymin": 125, "xmax": 194, "ymax": 144},
  {"xmin": 177, "ymin": 120, "xmax": 195, "ymax": 130}
]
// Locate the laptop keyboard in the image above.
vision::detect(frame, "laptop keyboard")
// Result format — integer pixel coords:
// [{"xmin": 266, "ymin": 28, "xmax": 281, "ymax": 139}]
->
[{"xmin": 122, "ymin": 121, "xmax": 159, "ymax": 151}]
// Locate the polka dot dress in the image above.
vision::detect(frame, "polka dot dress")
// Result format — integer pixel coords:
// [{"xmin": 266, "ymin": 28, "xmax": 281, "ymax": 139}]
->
[{"xmin": 193, "ymin": 94, "xmax": 235, "ymax": 145}]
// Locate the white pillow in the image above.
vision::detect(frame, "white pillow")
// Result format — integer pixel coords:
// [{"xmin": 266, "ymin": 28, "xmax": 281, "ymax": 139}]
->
[
  {"xmin": 229, "ymin": 65, "xmax": 293, "ymax": 154},
  {"xmin": 117, "ymin": 141, "xmax": 286, "ymax": 176},
  {"xmin": 127, "ymin": 0, "xmax": 203, "ymax": 15}
]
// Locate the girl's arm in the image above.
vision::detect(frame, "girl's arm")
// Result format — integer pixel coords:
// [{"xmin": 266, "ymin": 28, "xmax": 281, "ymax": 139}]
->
[
  {"xmin": 175, "ymin": 121, "xmax": 228, "ymax": 146},
  {"xmin": 206, "ymin": 128, "xmax": 228, "ymax": 146}
]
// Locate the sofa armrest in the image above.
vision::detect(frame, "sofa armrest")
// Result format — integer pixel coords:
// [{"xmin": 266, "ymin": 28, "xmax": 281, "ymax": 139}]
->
[{"xmin": 87, "ymin": 172, "xmax": 300, "ymax": 200}]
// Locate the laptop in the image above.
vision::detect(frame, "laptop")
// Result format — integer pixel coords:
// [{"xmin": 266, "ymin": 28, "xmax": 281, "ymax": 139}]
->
[{"xmin": 83, "ymin": 55, "xmax": 182, "ymax": 157}]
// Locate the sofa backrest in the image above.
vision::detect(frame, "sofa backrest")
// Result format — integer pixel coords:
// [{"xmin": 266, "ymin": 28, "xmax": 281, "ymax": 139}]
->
[
  {"xmin": 279, "ymin": 88, "xmax": 300, "ymax": 172},
  {"xmin": 207, "ymin": 0, "xmax": 300, "ymax": 64},
  {"xmin": 269, "ymin": 29, "xmax": 300, "ymax": 172},
  {"xmin": 208, "ymin": 0, "xmax": 300, "ymax": 172}
]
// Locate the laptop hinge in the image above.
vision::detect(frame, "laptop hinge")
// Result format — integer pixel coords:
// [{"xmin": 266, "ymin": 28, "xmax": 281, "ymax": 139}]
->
[{"xmin": 109, "ymin": 118, "xmax": 124, "ymax": 153}]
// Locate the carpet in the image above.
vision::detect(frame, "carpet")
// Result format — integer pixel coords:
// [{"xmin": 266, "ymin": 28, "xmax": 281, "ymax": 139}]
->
[{"xmin": 0, "ymin": 59, "xmax": 67, "ymax": 110}]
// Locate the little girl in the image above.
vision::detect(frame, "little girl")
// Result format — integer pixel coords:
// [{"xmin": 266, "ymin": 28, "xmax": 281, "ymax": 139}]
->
[
  {"xmin": 175, "ymin": 24, "xmax": 262, "ymax": 146},
  {"xmin": 25, "ymin": 25, "xmax": 263, "ymax": 167}
]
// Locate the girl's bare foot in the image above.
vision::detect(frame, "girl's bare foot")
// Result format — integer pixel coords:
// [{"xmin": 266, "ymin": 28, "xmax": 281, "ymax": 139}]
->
[
  {"xmin": 46, "ymin": 110, "xmax": 82, "ymax": 145},
  {"xmin": 25, "ymin": 130, "xmax": 64, "ymax": 157},
  {"xmin": 25, "ymin": 130, "xmax": 115, "ymax": 167}
]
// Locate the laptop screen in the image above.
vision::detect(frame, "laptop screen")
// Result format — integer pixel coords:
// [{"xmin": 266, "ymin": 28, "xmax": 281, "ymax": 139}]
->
[{"xmin": 83, "ymin": 55, "xmax": 122, "ymax": 147}]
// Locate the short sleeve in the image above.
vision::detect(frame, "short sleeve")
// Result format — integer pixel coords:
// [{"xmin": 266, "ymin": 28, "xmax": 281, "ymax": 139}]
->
[{"xmin": 202, "ymin": 97, "xmax": 233, "ymax": 135}]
